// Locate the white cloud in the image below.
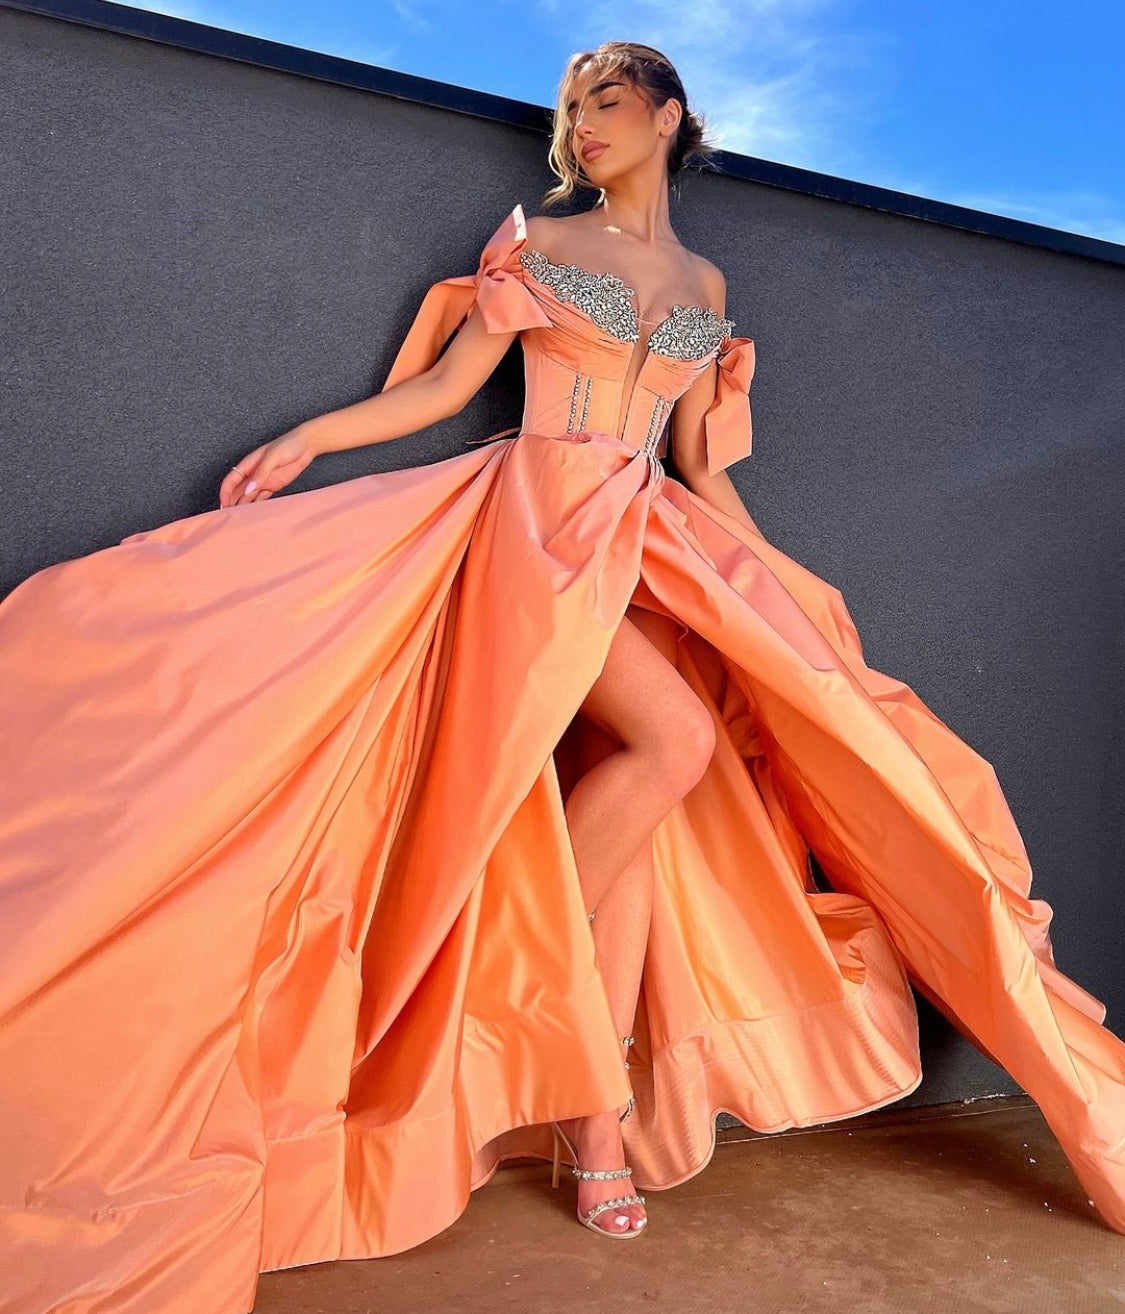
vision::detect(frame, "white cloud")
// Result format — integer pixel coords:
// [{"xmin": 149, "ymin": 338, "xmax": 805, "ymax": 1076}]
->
[
  {"xmin": 537, "ymin": 0, "xmax": 1123, "ymax": 245},
  {"xmin": 539, "ymin": 0, "xmax": 898, "ymax": 168},
  {"xmin": 388, "ymin": 1, "xmax": 438, "ymax": 36}
]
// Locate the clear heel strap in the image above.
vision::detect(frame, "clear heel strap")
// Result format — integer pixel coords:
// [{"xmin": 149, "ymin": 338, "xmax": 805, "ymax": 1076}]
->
[{"xmin": 619, "ymin": 1035, "xmax": 636, "ymax": 1123}]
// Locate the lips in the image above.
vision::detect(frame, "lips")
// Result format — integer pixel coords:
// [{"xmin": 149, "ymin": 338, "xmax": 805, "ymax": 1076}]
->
[{"xmin": 582, "ymin": 143, "xmax": 608, "ymax": 162}]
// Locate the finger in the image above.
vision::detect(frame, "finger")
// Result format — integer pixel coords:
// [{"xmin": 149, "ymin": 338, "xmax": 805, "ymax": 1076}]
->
[
  {"xmin": 221, "ymin": 471, "xmax": 254, "ymax": 508},
  {"xmin": 246, "ymin": 459, "xmax": 307, "ymax": 502},
  {"xmin": 230, "ymin": 470, "xmax": 269, "ymax": 505},
  {"xmin": 221, "ymin": 461, "xmax": 257, "ymax": 502},
  {"xmin": 220, "ymin": 449, "xmax": 270, "ymax": 507},
  {"xmin": 219, "ymin": 472, "xmax": 240, "ymax": 507}
]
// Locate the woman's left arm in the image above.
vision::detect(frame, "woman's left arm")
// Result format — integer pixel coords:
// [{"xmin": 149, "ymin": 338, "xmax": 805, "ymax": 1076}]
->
[{"xmin": 674, "ymin": 439, "xmax": 758, "ymax": 530}]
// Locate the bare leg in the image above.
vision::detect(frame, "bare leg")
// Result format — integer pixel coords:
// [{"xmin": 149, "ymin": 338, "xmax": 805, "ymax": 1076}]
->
[
  {"xmin": 558, "ymin": 606, "xmax": 714, "ymax": 1235},
  {"xmin": 576, "ymin": 607, "xmax": 679, "ymax": 1031},
  {"xmin": 565, "ymin": 608, "xmax": 712, "ymax": 912},
  {"xmin": 591, "ymin": 834, "xmax": 654, "ymax": 1063}
]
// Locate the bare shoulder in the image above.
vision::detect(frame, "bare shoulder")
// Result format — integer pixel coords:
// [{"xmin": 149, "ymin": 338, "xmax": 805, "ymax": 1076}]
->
[
  {"xmin": 521, "ymin": 212, "xmax": 566, "ymax": 252},
  {"xmin": 688, "ymin": 251, "xmax": 728, "ymax": 313},
  {"xmin": 522, "ymin": 211, "xmax": 604, "ymax": 259}
]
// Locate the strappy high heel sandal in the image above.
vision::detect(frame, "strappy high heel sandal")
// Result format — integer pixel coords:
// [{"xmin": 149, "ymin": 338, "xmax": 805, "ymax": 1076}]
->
[{"xmin": 550, "ymin": 1028, "xmax": 646, "ymax": 1238}]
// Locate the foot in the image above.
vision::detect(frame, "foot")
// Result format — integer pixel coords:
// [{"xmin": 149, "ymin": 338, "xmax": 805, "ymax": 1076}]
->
[{"xmin": 556, "ymin": 1108, "xmax": 648, "ymax": 1235}]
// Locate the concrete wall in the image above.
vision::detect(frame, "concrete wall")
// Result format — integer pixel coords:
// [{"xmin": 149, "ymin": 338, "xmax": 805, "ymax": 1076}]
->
[{"xmin": 2, "ymin": 3, "xmax": 1123, "ymax": 1108}]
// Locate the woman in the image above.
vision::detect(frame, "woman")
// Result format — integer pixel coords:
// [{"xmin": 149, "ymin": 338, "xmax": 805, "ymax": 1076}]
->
[{"xmin": 1, "ymin": 38, "xmax": 1123, "ymax": 1311}]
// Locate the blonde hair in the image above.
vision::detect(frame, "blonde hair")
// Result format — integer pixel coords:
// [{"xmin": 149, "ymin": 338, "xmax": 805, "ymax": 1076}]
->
[{"xmin": 542, "ymin": 42, "xmax": 718, "ymax": 210}]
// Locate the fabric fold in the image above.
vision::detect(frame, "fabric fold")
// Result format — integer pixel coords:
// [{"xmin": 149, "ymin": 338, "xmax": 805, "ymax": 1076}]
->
[{"xmin": 2, "ymin": 194, "xmax": 1123, "ymax": 1314}]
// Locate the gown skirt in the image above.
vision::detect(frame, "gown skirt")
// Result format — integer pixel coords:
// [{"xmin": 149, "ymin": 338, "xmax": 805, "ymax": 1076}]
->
[{"xmin": 1, "ymin": 208, "xmax": 1124, "ymax": 1314}]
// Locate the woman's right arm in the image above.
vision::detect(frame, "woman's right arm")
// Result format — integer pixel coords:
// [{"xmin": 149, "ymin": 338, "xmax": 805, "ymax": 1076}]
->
[{"xmin": 219, "ymin": 309, "xmax": 519, "ymax": 508}]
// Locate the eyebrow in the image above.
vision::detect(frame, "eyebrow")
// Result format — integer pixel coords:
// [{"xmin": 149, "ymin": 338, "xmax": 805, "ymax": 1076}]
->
[{"xmin": 565, "ymin": 79, "xmax": 625, "ymax": 114}]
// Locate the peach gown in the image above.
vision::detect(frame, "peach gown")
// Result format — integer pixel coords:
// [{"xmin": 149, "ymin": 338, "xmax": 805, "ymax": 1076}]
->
[{"xmin": 1, "ymin": 201, "xmax": 1123, "ymax": 1313}]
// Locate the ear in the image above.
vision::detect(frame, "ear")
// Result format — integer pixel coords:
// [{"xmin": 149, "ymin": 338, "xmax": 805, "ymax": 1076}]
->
[{"xmin": 661, "ymin": 95, "xmax": 683, "ymax": 137}]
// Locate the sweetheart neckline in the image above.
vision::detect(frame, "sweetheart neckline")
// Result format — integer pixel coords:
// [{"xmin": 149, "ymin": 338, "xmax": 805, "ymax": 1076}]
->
[{"xmin": 518, "ymin": 245, "xmax": 733, "ymax": 357}]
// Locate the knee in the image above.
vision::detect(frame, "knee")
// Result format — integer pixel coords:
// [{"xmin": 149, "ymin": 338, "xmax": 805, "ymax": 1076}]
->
[{"xmin": 654, "ymin": 702, "xmax": 716, "ymax": 800}]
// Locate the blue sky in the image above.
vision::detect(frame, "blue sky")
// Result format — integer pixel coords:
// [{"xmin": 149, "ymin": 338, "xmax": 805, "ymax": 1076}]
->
[{"xmin": 120, "ymin": 0, "xmax": 1123, "ymax": 244}]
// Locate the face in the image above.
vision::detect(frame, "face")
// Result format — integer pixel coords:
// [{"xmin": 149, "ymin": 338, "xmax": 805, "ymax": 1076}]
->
[{"xmin": 564, "ymin": 66, "xmax": 681, "ymax": 182}]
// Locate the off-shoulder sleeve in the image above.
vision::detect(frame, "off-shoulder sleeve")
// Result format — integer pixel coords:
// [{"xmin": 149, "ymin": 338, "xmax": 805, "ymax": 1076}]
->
[
  {"xmin": 701, "ymin": 333, "xmax": 756, "ymax": 477},
  {"xmin": 381, "ymin": 203, "xmax": 553, "ymax": 391}
]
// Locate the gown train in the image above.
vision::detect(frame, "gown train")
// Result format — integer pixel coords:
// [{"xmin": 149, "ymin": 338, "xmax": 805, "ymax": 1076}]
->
[{"xmin": 1, "ymin": 201, "xmax": 1122, "ymax": 1314}]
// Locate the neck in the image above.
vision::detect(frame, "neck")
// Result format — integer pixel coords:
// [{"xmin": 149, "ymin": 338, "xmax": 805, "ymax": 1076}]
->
[{"xmin": 591, "ymin": 168, "xmax": 676, "ymax": 249}]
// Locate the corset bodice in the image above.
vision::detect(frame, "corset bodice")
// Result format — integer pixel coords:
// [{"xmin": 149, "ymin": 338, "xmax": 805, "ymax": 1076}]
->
[
  {"xmin": 515, "ymin": 245, "xmax": 735, "ymax": 460},
  {"xmin": 382, "ymin": 203, "xmax": 757, "ymax": 477}
]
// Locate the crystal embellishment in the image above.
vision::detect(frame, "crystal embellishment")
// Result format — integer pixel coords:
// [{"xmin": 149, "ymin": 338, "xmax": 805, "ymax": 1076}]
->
[
  {"xmin": 519, "ymin": 247, "xmax": 734, "ymax": 361},
  {"xmin": 647, "ymin": 305, "xmax": 736, "ymax": 361},
  {"xmin": 582, "ymin": 1193, "xmax": 648, "ymax": 1224},
  {"xmin": 642, "ymin": 397, "xmax": 672, "ymax": 457},
  {"xmin": 569, "ymin": 1163, "xmax": 634, "ymax": 1181},
  {"xmin": 519, "ymin": 247, "xmax": 638, "ymax": 343}
]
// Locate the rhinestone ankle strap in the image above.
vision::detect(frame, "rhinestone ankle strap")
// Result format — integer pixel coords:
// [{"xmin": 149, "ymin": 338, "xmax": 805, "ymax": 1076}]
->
[{"xmin": 570, "ymin": 1162, "xmax": 634, "ymax": 1181}]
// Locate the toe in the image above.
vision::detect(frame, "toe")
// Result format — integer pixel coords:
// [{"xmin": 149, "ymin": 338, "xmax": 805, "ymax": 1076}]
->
[{"xmin": 596, "ymin": 1212, "xmax": 632, "ymax": 1234}]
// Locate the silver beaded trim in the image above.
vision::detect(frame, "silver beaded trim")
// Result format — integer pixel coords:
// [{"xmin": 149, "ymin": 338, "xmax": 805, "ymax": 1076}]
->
[
  {"xmin": 641, "ymin": 397, "xmax": 672, "ymax": 457},
  {"xmin": 519, "ymin": 247, "xmax": 734, "ymax": 361},
  {"xmin": 582, "ymin": 1193, "xmax": 647, "ymax": 1224},
  {"xmin": 520, "ymin": 247, "xmax": 638, "ymax": 343},
  {"xmin": 566, "ymin": 372, "xmax": 582, "ymax": 431},
  {"xmin": 648, "ymin": 304, "xmax": 735, "ymax": 360},
  {"xmin": 564, "ymin": 372, "xmax": 594, "ymax": 433},
  {"xmin": 570, "ymin": 1163, "xmax": 633, "ymax": 1181}
]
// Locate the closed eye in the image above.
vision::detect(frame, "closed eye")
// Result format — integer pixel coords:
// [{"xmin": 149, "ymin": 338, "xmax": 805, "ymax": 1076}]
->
[{"xmin": 569, "ymin": 100, "xmax": 619, "ymax": 125}]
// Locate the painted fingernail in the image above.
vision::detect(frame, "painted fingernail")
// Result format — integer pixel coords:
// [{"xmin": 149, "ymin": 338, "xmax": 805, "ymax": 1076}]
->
[{"xmin": 246, "ymin": 480, "xmax": 258, "ymax": 493}]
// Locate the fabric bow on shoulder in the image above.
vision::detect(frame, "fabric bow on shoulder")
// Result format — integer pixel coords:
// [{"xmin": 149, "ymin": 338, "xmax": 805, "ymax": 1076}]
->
[
  {"xmin": 382, "ymin": 203, "xmax": 552, "ymax": 392},
  {"xmin": 701, "ymin": 334, "xmax": 756, "ymax": 478}
]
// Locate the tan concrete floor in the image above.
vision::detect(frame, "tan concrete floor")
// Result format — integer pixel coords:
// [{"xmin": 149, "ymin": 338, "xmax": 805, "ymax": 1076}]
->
[{"xmin": 253, "ymin": 1096, "xmax": 1125, "ymax": 1313}]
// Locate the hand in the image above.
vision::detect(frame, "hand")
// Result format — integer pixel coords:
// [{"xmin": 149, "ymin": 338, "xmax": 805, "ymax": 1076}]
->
[{"xmin": 219, "ymin": 426, "xmax": 319, "ymax": 508}]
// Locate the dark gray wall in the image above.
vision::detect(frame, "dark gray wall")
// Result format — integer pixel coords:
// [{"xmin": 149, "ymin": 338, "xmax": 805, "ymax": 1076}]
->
[{"xmin": 2, "ymin": 6, "xmax": 1123, "ymax": 1110}]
